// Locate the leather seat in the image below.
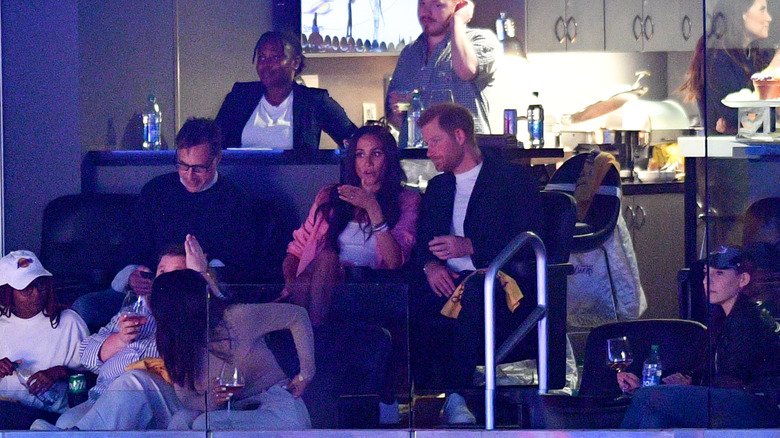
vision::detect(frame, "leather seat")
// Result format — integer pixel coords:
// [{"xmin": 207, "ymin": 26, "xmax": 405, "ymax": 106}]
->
[
  {"xmin": 532, "ymin": 319, "xmax": 707, "ymax": 429},
  {"xmin": 40, "ymin": 193, "xmax": 138, "ymax": 303}
]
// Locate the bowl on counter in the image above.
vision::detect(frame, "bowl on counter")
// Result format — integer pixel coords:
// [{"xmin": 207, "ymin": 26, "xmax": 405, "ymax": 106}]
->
[
  {"xmin": 752, "ymin": 77, "xmax": 780, "ymax": 100},
  {"xmin": 636, "ymin": 170, "xmax": 677, "ymax": 183}
]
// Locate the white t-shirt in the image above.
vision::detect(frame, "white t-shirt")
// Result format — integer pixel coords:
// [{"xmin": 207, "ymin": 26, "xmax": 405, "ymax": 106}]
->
[
  {"xmin": 447, "ymin": 162, "xmax": 483, "ymax": 273},
  {"xmin": 241, "ymin": 94, "xmax": 294, "ymax": 150},
  {"xmin": 338, "ymin": 221, "xmax": 377, "ymax": 268},
  {"xmin": 0, "ymin": 309, "xmax": 88, "ymax": 412}
]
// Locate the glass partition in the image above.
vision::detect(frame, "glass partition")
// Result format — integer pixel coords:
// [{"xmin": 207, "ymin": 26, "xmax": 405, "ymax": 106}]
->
[
  {"xmin": 205, "ymin": 282, "xmax": 411, "ymax": 430},
  {"xmin": 688, "ymin": 0, "xmax": 780, "ymax": 430}
]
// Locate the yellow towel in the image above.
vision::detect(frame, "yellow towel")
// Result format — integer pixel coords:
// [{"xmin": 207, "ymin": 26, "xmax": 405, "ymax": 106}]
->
[
  {"xmin": 441, "ymin": 270, "xmax": 523, "ymax": 319},
  {"xmin": 125, "ymin": 357, "xmax": 172, "ymax": 384},
  {"xmin": 573, "ymin": 151, "xmax": 619, "ymax": 222}
]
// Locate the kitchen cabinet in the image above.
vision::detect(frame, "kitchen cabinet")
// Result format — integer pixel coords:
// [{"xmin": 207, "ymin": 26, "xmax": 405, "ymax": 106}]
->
[
  {"xmin": 605, "ymin": 0, "xmax": 701, "ymax": 52},
  {"xmin": 623, "ymin": 190, "xmax": 684, "ymax": 320},
  {"xmin": 526, "ymin": 0, "xmax": 604, "ymax": 52}
]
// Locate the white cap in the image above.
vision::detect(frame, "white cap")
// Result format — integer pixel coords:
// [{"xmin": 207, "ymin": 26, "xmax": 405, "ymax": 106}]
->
[{"xmin": 0, "ymin": 250, "xmax": 52, "ymax": 290}]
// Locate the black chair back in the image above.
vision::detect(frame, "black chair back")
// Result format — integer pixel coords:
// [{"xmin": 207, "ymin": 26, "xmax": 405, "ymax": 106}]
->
[
  {"xmin": 41, "ymin": 193, "xmax": 138, "ymax": 291},
  {"xmin": 498, "ymin": 191, "xmax": 576, "ymax": 390},
  {"xmin": 253, "ymin": 196, "xmax": 299, "ymax": 283},
  {"xmin": 540, "ymin": 190, "xmax": 576, "ymax": 265},
  {"xmin": 546, "ymin": 152, "xmax": 621, "ymax": 252},
  {"xmin": 578, "ymin": 319, "xmax": 707, "ymax": 397}
]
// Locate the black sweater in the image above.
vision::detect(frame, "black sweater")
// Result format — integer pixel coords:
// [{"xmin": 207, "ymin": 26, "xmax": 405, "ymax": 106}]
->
[{"xmin": 124, "ymin": 172, "xmax": 258, "ymax": 282}]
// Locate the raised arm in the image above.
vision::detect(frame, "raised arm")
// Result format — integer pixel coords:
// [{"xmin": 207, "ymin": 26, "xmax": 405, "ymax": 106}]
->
[
  {"xmin": 227, "ymin": 303, "xmax": 316, "ymax": 383},
  {"xmin": 449, "ymin": 0, "xmax": 479, "ymax": 81}
]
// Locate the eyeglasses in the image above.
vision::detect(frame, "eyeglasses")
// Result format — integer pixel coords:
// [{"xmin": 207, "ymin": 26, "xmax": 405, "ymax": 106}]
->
[{"xmin": 175, "ymin": 157, "xmax": 215, "ymax": 174}]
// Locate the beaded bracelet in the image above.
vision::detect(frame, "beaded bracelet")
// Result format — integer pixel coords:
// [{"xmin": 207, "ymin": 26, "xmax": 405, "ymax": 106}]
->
[{"xmin": 372, "ymin": 221, "xmax": 389, "ymax": 233}]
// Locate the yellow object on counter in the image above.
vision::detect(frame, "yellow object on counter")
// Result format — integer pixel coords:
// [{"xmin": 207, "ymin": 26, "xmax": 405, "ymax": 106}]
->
[{"xmin": 649, "ymin": 142, "xmax": 683, "ymax": 172}]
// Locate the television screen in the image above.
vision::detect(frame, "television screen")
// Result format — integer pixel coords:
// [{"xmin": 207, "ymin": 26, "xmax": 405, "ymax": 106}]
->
[{"xmin": 301, "ymin": 0, "xmax": 422, "ymax": 53}]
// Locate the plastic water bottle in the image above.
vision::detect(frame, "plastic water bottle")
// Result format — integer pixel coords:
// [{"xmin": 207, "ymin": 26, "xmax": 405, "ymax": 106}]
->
[
  {"xmin": 407, "ymin": 90, "xmax": 424, "ymax": 148},
  {"xmin": 641, "ymin": 344, "xmax": 663, "ymax": 387},
  {"xmin": 527, "ymin": 91, "xmax": 544, "ymax": 148},
  {"xmin": 142, "ymin": 94, "xmax": 162, "ymax": 150},
  {"xmin": 15, "ymin": 363, "xmax": 58, "ymax": 407}
]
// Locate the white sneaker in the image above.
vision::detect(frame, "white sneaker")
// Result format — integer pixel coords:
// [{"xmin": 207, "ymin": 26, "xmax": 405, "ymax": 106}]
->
[
  {"xmin": 30, "ymin": 419, "xmax": 61, "ymax": 431},
  {"xmin": 440, "ymin": 392, "xmax": 476, "ymax": 425},
  {"xmin": 379, "ymin": 400, "xmax": 401, "ymax": 424}
]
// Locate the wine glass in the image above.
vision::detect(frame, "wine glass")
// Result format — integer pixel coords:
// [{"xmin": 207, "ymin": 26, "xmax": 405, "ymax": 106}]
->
[
  {"xmin": 119, "ymin": 290, "xmax": 147, "ymax": 317},
  {"xmin": 606, "ymin": 336, "xmax": 634, "ymax": 398},
  {"xmin": 218, "ymin": 363, "xmax": 245, "ymax": 413}
]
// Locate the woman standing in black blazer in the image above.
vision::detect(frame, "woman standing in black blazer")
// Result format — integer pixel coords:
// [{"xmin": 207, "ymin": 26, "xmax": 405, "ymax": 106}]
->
[{"xmin": 215, "ymin": 31, "xmax": 357, "ymax": 151}]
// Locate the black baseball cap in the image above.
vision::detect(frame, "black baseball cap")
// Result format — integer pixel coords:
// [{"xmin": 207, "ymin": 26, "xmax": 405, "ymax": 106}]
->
[{"xmin": 701, "ymin": 246, "xmax": 743, "ymax": 270}]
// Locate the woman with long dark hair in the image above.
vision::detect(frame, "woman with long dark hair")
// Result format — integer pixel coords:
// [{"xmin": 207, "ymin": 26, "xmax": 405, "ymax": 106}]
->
[
  {"xmin": 679, "ymin": 0, "xmax": 780, "ymax": 134},
  {"xmin": 282, "ymin": 124, "xmax": 421, "ymax": 326},
  {"xmin": 0, "ymin": 250, "xmax": 88, "ymax": 429},
  {"xmin": 152, "ymin": 269, "xmax": 315, "ymax": 430}
]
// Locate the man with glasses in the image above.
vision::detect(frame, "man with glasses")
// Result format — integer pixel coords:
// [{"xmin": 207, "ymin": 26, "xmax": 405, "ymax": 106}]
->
[{"xmin": 71, "ymin": 118, "xmax": 257, "ymax": 331}]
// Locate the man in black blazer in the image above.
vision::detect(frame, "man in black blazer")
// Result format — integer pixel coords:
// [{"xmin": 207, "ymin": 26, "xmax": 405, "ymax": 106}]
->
[{"xmin": 412, "ymin": 103, "xmax": 543, "ymax": 425}]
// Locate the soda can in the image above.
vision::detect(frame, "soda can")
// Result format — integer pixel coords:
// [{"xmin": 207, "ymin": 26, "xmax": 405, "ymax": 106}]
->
[
  {"xmin": 68, "ymin": 374, "xmax": 88, "ymax": 407},
  {"xmin": 503, "ymin": 109, "xmax": 517, "ymax": 136}
]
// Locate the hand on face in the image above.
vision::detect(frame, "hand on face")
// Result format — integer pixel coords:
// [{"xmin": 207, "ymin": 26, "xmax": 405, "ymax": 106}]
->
[
  {"xmin": 452, "ymin": 0, "xmax": 474, "ymax": 27},
  {"xmin": 337, "ymin": 184, "xmax": 376, "ymax": 210}
]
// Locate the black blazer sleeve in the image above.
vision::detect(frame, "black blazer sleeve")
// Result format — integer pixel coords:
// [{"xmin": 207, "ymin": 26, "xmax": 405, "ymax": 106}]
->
[
  {"xmin": 293, "ymin": 84, "xmax": 357, "ymax": 151},
  {"xmin": 465, "ymin": 158, "xmax": 543, "ymax": 268},
  {"xmin": 413, "ymin": 172, "xmax": 455, "ymax": 268},
  {"xmin": 214, "ymin": 82, "xmax": 265, "ymax": 148}
]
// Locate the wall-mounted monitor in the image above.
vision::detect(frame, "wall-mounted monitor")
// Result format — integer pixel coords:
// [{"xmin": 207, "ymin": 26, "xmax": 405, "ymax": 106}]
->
[{"xmin": 301, "ymin": 0, "xmax": 421, "ymax": 53}]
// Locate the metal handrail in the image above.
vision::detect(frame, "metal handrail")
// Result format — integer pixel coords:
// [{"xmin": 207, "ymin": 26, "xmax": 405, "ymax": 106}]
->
[{"xmin": 484, "ymin": 231, "xmax": 547, "ymax": 430}]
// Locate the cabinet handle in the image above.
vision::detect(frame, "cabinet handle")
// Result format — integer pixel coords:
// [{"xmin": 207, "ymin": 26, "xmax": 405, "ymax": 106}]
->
[
  {"xmin": 644, "ymin": 16, "xmax": 654, "ymax": 41},
  {"xmin": 635, "ymin": 205, "xmax": 647, "ymax": 229},
  {"xmin": 624, "ymin": 205, "xmax": 634, "ymax": 227},
  {"xmin": 632, "ymin": 15, "xmax": 642, "ymax": 41},
  {"xmin": 555, "ymin": 16, "xmax": 566, "ymax": 44},
  {"xmin": 682, "ymin": 15, "xmax": 692, "ymax": 41},
  {"xmin": 708, "ymin": 12, "xmax": 726, "ymax": 40},
  {"xmin": 566, "ymin": 16, "xmax": 578, "ymax": 43}
]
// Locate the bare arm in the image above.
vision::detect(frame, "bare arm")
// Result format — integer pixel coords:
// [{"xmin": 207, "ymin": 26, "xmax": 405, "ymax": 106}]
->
[
  {"xmin": 282, "ymin": 253, "xmax": 300, "ymax": 285},
  {"xmin": 449, "ymin": 0, "xmax": 479, "ymax": 81},
  {"xmin": 98, "ymin": 315, "xmax": 148, "ymax": 362}
]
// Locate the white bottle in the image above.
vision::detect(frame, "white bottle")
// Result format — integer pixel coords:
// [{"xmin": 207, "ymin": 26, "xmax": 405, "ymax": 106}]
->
[
  {"xmin": 142, "ymin": 94, "xmax": 162, "ymax": 150},
  {"xmin": 406, "ymin": 90, "xmax": 424, "ymax": 148},
  {"xmin": 15, "ymin": 364, "xmax": 58, "ymax": 407},
  {"xmin": 641, "ymin": 344, "xmax": 663, "ymax": 387}
]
